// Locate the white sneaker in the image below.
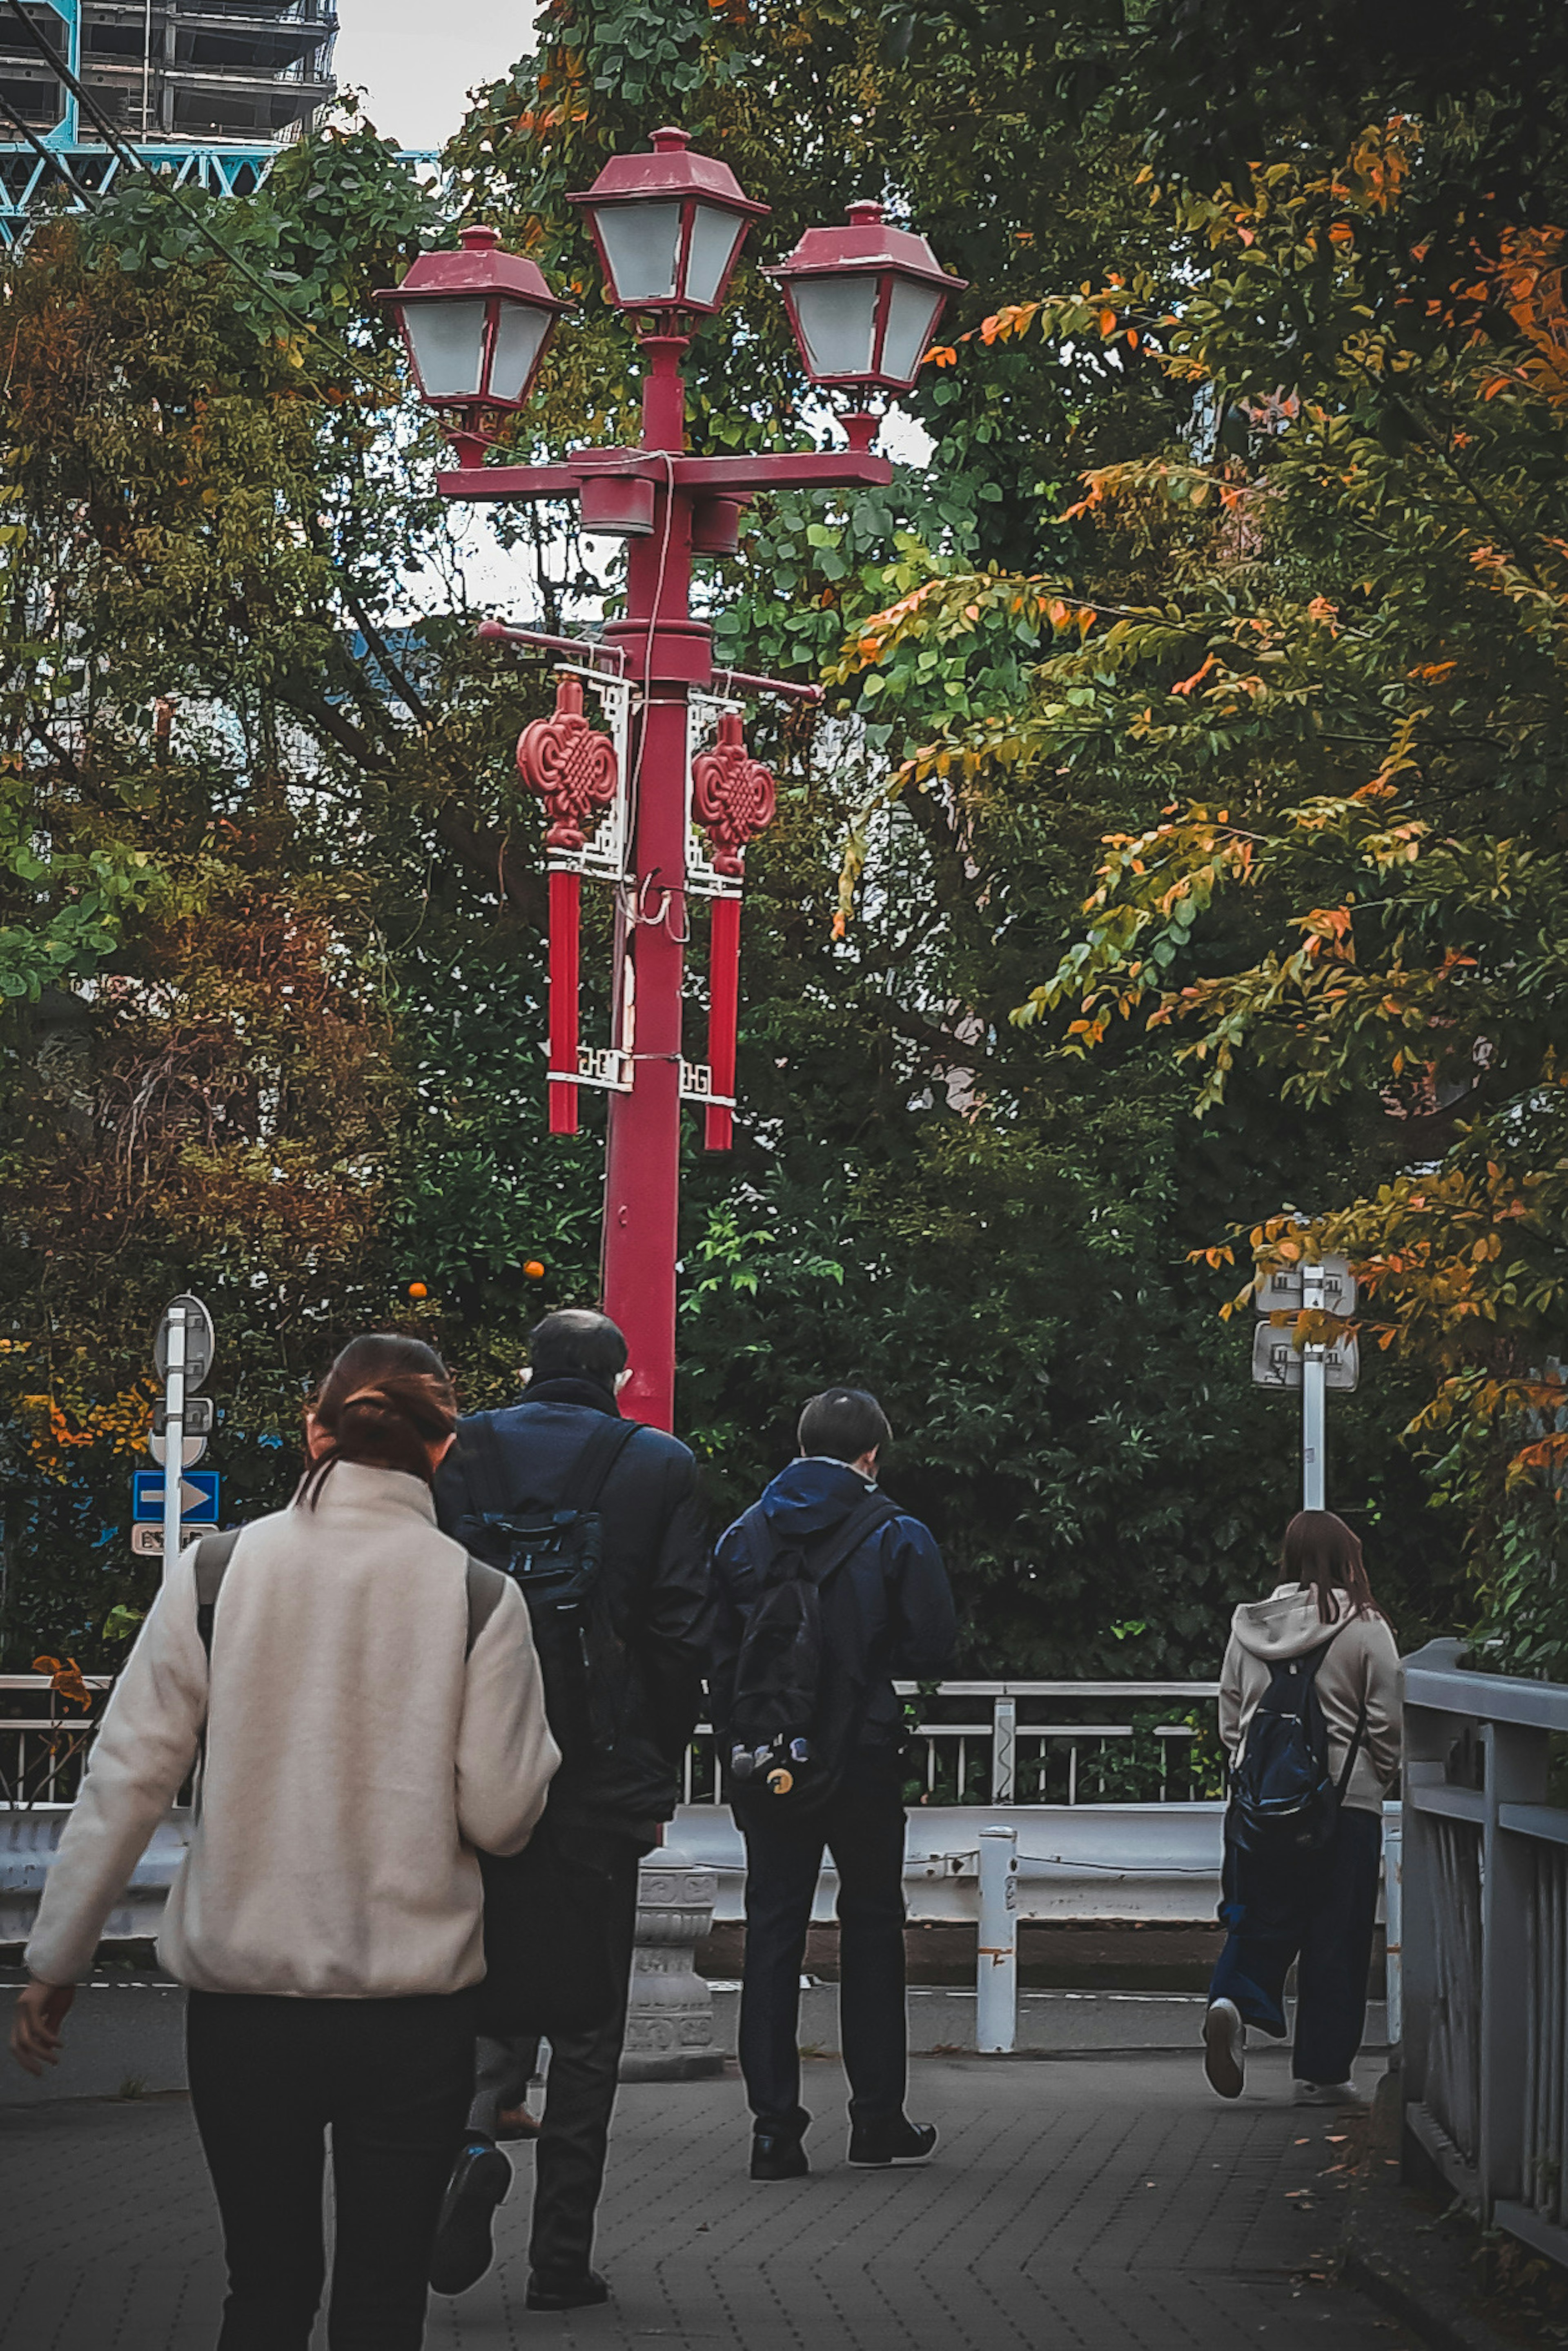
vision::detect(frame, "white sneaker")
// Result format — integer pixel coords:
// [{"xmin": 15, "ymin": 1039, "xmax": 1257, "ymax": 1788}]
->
[
  {"xmin": 1203, "ymin": 1999, "xmax": 1245, "ymax": 2099},
  {"xmin": 1292, "ymin": 2078, "xmax": 1368, "ymax": 2107}
]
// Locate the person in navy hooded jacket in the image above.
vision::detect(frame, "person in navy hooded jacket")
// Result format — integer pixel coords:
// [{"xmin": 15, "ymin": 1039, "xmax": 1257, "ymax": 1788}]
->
[{"xmin": 708, "ymin": 1387, "xmax": 956, "ymax": 2181}]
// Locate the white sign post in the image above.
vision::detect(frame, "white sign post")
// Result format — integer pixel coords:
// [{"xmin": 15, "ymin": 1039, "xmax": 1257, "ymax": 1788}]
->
[
  {"xmin": 1252, "ymin": 1256, "xmax": 1358, "ymax": 1513},
  {"xmin": 160, "ymin": 1304, "xmax": 186, "ymax": 1578},
  {"xmin": 151, "ymin": 1295, "xmax": 216, "ymax": 1581},
  {"xmin": 1301, "ymin": 1262, "xmax": 1327, "ymax": 1512}
]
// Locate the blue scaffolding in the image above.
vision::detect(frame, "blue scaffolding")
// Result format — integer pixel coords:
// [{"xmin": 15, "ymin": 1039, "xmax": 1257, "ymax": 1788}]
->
[{"xmin": 0, "ymin": 2, "xmax": 409, "ymax": 247}]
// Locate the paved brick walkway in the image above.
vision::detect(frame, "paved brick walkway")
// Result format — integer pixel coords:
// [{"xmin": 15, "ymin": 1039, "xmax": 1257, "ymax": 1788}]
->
[{"xmin": 0, "ymin": 2051, "xmax": 1410, "ymax": 2349}]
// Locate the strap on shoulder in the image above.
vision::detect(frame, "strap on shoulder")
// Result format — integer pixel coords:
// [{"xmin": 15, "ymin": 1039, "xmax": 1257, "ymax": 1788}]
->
[
  {"xmin": 459, "ymin": 1411, "xmax": 512, "ymax": 1520},
  {"xmin": 803, "ymin": 1492, "xmax": 901, "ymax": 1590},
  {"xmin": 558, "ymin": 1414, "xmax": 641, "ymax": 1513},
  {"xmin": 194, "ymin": 1527, "xmax": 243, "ymax": 1657},
  {"xmin": 465, "ymin": 1554, "xmax": 509, "ymax": 1656}
]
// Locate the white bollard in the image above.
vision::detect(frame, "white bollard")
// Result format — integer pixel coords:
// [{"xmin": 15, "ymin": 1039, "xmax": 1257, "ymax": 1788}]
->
[{"xmin": 977, "ymin": 1825, "xmax": 1018, "ymax": 2054}]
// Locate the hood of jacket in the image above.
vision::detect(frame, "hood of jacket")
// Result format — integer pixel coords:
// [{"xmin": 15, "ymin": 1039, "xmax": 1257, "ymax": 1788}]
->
[
  {"xmin": 1230, "ymin": 1580, "xmax": 1353, "ymax": 1662},
  {"xmin": 759, "ymin": 1456, "xmax": 878, "ymax": 1540}
]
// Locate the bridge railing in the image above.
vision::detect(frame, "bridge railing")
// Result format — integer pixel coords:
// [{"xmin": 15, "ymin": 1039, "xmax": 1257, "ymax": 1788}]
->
[
  {"xmin": 0, "ymin": 1673, "xmax": 113, "ymax": 1809},
  {"xmin": 4, "ymin": 1673, "xmax": 1224, "ymax": 1813},
  {"xmin": 683, "ymin": 1681, "xmax": 1224, "ymax": 1807},
  {"xmin": 1401, "ymin": 1638, "xmax": 1568, "ymax": 2272}
]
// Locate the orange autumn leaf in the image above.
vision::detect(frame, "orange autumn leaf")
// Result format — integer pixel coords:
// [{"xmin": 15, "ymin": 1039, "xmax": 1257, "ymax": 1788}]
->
[
  {"xmin": 1170, "ymin": 653, "xmax": 1218, "ymax": 697},
  {"xmin": 34, "ymin": 1656, "xmax": 92, "ymax": 1712}
]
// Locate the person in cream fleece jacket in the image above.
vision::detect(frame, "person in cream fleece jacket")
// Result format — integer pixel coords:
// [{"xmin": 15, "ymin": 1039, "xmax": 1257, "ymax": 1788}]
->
[
  {"xmin": 1202, "ymin": 1509, "xmax": 1401, "ymax": 2111},
  {"xmin": 10, "ymin": 1333, "xmax": 559, "ymax": 2351}
]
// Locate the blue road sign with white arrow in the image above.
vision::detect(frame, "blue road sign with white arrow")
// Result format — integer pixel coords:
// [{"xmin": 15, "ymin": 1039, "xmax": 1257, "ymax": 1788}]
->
[{"xmin": 133, "ymin": 1469, "xmax": 220, "ymax": 1525}]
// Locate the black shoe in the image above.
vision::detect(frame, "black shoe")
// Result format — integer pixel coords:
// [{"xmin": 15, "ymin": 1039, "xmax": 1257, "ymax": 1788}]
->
[
  {"xmin": 526, "ymin": 2268, "xmax": 610, "ymax": 2311},
  {"xmin": 750, "ymin": 2125, "xmax": 811, "ymax": 2181},
  {"xmin": 429, "ymin": 2136, "xmax": 511, "ymax": 2295},
  {"xmin": 847, "ymin": 2114, "xmax": 938, "ymax": 2167}
]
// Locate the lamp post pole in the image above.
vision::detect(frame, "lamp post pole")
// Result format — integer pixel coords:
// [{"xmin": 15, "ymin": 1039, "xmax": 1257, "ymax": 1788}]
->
[
  {"xmin": 442, "ymin": 373, "xmax": 891, "ymax": 1428},
  {"xmin": 598, "ymin": 340, "xmax": 692, "ymax": 1427},
  {"xmin": 386, "ymin": 134, "xmax": 965, "ymax": 1430}
]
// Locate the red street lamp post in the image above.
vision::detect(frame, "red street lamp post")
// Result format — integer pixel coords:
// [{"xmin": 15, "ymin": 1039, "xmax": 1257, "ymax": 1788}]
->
[{"xmin": 380, "ymin": 134, "xmax": 965, "ymax": 1431}]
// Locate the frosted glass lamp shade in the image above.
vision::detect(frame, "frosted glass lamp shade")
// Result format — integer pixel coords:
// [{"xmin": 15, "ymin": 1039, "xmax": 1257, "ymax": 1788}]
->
[
  {"xmin": 766, "ymin": 201, "xmax": 967, "ymax": 396},
  {"xmin": 488, "ymin": 304, "xmax": 554, "ymax": 404},
  {"xmin": 880, "ymin": 281, "xmax": 948, "ymax": 389},
  {"xmin": 791, "ymin": 276, "xmax": 878, "ymax": 381},
  {"xmin": 569, "ymin": 129, "xmax": 768, "ymax": 318},
  {"xmin": 378, "ymin": 225, "xmax": 569, "ymax": 421},
  {"xmin": 403, "ymin": 298, "xmax": 489, "ymax": 402},
  {"xmin": 593, "ymin": 201, "xmax": 684, "ymax": 306},
  {"xmin": 685, "ymin": 204, "xmax": 751, "ymax": 309}
]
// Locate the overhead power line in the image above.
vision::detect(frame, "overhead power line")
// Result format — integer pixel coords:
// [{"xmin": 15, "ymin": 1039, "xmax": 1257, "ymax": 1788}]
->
[
  {"xmin": 2, "ymin": 0, "xmax": 379, "ymax": 386},
  {"xmin": 1, "ymin": 0, "xmax": 456, "ymax": 737}
]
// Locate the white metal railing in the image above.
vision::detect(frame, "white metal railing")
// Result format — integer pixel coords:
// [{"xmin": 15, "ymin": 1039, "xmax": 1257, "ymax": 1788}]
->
[
  {"xmin": 1401, "ymin": 1637, "xmax": 1568, "ymax": 2271},
  {"xmin": 4, "ymin": 1673, "xmax": 1222, "ymax": 1813},
  {"xmin": 683, "ymin": 1681, "xmax": 1223, "ymax": 1808},
  {"xmin": 0, "ymin": 1673, "xmax": 113, "ymax": 1809}
]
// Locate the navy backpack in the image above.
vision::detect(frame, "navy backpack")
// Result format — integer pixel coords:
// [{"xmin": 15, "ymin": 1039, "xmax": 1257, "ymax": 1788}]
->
[{"xmin": 1227, "ymin": 1626, "xmax": 1368, "ymax": 1855}]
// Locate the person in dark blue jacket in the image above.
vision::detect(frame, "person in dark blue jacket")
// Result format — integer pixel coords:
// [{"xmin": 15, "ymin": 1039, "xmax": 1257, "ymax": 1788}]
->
[{"xmin": 708, "ymin": 1386, "xmax": 957, "ymax": 2181}]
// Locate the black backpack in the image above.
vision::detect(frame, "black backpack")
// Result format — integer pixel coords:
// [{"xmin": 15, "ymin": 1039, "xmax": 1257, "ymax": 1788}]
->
[
  {"xmin": 1227, "ymin": 1626, "xmax": 1368, "ymax": 1856},
  {"xmin": 724, "ymin": 1490, "xmax": 900, "ymax": 1814},
  {"xmin": 449, "ymin": 1409, "xmax": 641, "ymax": 1766}
]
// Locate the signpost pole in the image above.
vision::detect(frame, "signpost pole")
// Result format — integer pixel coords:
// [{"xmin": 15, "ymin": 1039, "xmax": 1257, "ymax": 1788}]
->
[
  {"xmin": 161, "ymin": 1303, "xmax": 186, "ymax": 1581},
  {"xmin": 1301, "ymin": 1261, "xmax": 1327, "ymax": 1511}
]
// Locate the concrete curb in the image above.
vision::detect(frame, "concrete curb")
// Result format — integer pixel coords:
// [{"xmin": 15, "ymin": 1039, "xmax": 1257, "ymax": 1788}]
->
[
  {"xmin": 1339, "ymin": 2222, "xmax": 1503, "ymax": 2351},
  {"xmin": 1330, "ymin": 2070, "xmax": 1532, "ymax": 2351}
]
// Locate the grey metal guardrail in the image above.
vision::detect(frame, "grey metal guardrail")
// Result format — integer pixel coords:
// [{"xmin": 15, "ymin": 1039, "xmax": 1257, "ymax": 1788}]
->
[{"xmin": 1401, "ymin": 1637, "xmax": 1568, "ymax": 2271}]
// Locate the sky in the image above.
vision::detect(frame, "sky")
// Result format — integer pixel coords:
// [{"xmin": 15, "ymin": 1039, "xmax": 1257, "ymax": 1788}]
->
[{"xmin": 331, "ymin": 2, "xmax": 531, "ymax": 152}]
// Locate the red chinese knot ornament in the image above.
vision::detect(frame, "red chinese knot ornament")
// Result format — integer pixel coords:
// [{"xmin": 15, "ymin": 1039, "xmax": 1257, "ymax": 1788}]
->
[
  {"xmin": 517, "ymin": 675, "xmax": 618, "ymax": 852},
  {"xmin": 515, "ymin": 675, "xmax": 620, "ymax": 1140},
  {"xmin": 692, "ymin": 710, "xmax": 776, "ymax": 876}
]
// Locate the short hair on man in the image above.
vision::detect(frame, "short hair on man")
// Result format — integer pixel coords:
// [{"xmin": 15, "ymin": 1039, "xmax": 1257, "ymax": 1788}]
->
[
  {"xmin": 529, "ymin": 1308, "xmax": 629, "ymax": 1387},
  {"xmin": 797, "ymin": 1387, "xmax": 893, "ymax": 1465}
]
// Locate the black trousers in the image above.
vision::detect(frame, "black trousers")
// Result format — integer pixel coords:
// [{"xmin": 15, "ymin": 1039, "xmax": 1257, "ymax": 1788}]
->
[
  {"xmin": 515, "ymin": 1837, "xmax": 642, "ymax": 2280},
  {"xmin": 186, "ymin": 1986, "xmax": 476, "ymax": 2351},
  {"xmin": 738, "ymin": 1751, "xmax": 908, "ymax": 2132},
  {"xmin": 1208, "ymin": 1803, "xmax": 1383, "ymax": 2085}
]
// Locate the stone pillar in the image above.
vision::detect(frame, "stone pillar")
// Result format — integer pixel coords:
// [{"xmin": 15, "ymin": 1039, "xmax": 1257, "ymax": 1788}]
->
[{"xmin": 619, "ymin": 1846, "xmax": 724, "ymax": 2082}]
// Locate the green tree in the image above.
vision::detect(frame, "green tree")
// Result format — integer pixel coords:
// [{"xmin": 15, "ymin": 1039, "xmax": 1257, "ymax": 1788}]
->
[{"xmin": 0, "ymin": 20, "xmax": 1486, "ymax": 1679}]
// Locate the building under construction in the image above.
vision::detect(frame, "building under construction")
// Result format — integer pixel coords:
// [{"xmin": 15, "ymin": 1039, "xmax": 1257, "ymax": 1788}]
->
[{"xmin": 1, "ymin": 2, "xmax": 338, "ymax": 237}]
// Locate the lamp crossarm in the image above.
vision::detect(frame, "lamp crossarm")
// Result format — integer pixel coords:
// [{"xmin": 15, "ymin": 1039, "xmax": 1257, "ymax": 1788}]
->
[{"xmin": 437, "ymin": 449, "xmax": 894, "ymax": 503}]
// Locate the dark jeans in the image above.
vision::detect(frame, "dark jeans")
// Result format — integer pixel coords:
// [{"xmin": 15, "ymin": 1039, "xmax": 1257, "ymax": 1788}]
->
[
  {"xmin": 1208, "ymin": 1803, "xmax": 1382, "ymax": 2085},
  {"xmin": 738, "ymin": 1751, "xmax": 908, "ymax": 2131},
  {"xmin": 514, "ymin": 1835, "xmax": 641, "ymax": 2281},
  {"xmin": 186, "ymin": 1986, "xmax": 477, "ymax": 2351}
]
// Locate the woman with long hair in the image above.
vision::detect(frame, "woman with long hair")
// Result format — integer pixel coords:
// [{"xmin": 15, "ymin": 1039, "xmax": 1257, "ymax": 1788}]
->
[
  {"xmin": 10, "ymin": 1333, "xmax": 559, "ymax": 2349},
  {"xmin": 1202, "ymin": 1509, "xmax": 1401, "ymax": 2106}
]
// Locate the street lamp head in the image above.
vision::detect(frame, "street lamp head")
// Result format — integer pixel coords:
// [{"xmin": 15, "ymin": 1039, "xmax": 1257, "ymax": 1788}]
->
[
  {"xmin": 377, "ymin": 223, "xmax": 570, "ymax": 452},
  {"xmin": 765, "ymin": 200, "xmax": 967, "ymax": 397},
  {"xmin": 568, "ymin": 127, "xmax": 769, "ymax": 320}
]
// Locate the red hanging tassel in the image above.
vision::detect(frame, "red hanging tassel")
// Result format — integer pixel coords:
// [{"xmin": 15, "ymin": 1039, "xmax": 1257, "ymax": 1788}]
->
[
  {"xmin": 517, "ymin": 675, "xmax": 619, "ymax": 1140},
  {"xmin": 548, "ymin": 868, "xmax": 581, "ymax": 1135},
  {"xmin": 705, "ymin": 894, "xmax": 741, "ymax": 1152},
  {"xmin": 692, "ymin": 714, "xmax": 777, "ymax": 1154}
]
